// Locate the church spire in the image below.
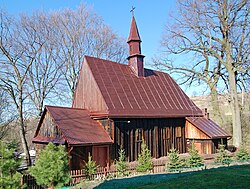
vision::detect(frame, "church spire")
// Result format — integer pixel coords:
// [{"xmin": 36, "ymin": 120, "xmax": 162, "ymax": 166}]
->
[
  {"xmin": 127, "ymin": 16, "xmax": 141, "ymax": 43},
  {"xmin": 127, "ymin": 12, "xmax": 145, "ymax": 77}
]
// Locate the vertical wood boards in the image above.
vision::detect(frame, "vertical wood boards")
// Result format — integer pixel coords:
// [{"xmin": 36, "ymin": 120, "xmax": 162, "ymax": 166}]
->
[
  {"xmin": 112, "ymin": 118, "xmax": 186, "ymax": 161},
  {"xmin": 72, "ymin": 60, "xmax": 108, "ymax": 112}
]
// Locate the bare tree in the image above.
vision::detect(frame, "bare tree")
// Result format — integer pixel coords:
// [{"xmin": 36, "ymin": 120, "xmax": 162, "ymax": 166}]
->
[
  {"xmin": 158, "ymin": 0, "xmax": 249, "ymax": 146},
  {"xmin": 154, "ymin": 54, "xmax": 226, "ymax": 126},
  {"xmin": 0, "ymin": 10, "xmax": 43, "ymax": 165},
  {"xmin": 0, "ymin": 91, "xmax": 15, "ymax": 140},
  {"xmin": 51, "ymin": 4, "xmax": 127, "ymax": 99},
  {"xmin": 23, "ymin": 5, "xmax": 128, "ymax": 110},
  {"xmin": 20, "ymin": 12, "xmax": 63, "ymax": 116}
]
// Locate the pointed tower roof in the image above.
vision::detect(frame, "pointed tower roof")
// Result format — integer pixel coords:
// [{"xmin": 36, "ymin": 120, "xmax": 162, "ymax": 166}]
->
[{"xmin": 127, "ymin": 16, "xmax": 141, "ymax": 42}]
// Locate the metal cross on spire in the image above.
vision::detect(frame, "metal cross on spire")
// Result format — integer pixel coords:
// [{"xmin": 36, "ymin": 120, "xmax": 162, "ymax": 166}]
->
[{"xmin": 130, "ymin": 6, "xmax": 135, "ymax": 16}]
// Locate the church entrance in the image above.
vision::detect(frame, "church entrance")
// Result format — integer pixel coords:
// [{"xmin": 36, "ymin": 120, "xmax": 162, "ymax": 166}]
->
[{"xmin": 92, "ymin": 145, "xmax": 109, "ymax": 167}]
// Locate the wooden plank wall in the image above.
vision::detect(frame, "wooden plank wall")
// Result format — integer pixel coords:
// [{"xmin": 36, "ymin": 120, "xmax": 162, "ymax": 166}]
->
[
  {"xmin": 69, "ymin": 146, "xmax": 91, "ymax": 170},
  {"xmin": 185, "ymin": 120, "xmax": 222, "ymax": 154},
  {"xmin": 38, "ymin": 112, "xmax": 60, "ymax": 137},
  {"xmin": 187, "ymin": 140, "xmax": 213, "ymax": 154},
  {"xmin": 185, "ymin": 121, "xmax": 210, "ymax": 139},
  {"xmin": 72, "ymin": 60, "xmax": 108, "ymax": 112},
  {"xmin": 110, "ymin": 118, "xmax": 186, "ymax": 161}
]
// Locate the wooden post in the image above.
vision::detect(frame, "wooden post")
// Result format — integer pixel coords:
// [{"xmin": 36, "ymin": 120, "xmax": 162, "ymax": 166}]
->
[{"xmin": 130, "ymin": 129, "xmax": 134, "ymax": 161}]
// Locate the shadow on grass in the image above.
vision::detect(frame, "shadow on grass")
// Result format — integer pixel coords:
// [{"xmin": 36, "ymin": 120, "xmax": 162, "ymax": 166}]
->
[
  {"xmin": 94, "ymin": 172, "xmax": 192, "ymax": 189},
  {"xmin": 94, "ymin": 164, "xmax": 250, "ymax": 189}
]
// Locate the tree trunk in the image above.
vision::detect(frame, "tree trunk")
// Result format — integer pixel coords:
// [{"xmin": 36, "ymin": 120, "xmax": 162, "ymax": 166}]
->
[
  {"xmin": 209, "ymin": 85, "xmax": 225, "ymax": 126},
  {"xmin": 228, "ymin": 67, "xmax": 242, "ymax": 147},
  {"xmin": 18, "ymin": 90, "xmax": 31, "ymax": 166},
  {"xmin": 18, "ymin": 116, "xmax": 32, "ymax": 166}
]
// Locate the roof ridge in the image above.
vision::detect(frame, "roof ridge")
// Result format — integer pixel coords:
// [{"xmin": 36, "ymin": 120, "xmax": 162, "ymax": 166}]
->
[
  {"xmin": 85, "ymin": 55, "xmax": 128, "ymax": 66},
  {"xmin": 85, "ymin": 55, "xmax": 180, "ymax": 77}
]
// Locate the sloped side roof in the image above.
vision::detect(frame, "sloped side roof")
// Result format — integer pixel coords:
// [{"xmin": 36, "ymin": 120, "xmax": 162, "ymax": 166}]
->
[
  {"xmin": 186, "ymin": 117, "xmax": 231, "ymax": 139},
  {"xmin": 34, "ymin": 106, "xmax": 113, "ymax": 145},
  {"xmin": 85, "ymin": 56, "xmax": 203, "ymax": 118}
]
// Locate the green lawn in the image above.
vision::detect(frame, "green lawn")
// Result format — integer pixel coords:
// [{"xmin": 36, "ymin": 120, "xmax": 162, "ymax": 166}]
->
[
  {"xmin": 94, "ymin": 164, "xmax": 250, "ymax": 189},
  {"xmin": 134, "ymin": 164, "xmax": 250, "ymax": 189}
]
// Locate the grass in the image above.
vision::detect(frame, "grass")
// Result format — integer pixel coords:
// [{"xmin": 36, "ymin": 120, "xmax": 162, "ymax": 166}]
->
[
  {"xmin": 93, "ymin": 164, "xmax": 250, "ymax": 189},
  {"xmin": 134, "ymin": 164, "xmax": 250, "ymax": 189}
]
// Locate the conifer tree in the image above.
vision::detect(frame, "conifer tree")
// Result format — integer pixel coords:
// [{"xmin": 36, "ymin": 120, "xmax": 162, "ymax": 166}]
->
[
  {"xmin": 116, "ymin": 147, "xmax": 128, "ymax": 176},
  {"xmin": 216, "ymin": 145, "xmax": 232, "ymax": 166},
  {"xmin": 136, "ymin": 140, "xmax": 153, "ymax": 172},
  {"xmin": 85, "ymin": 153, "xmax": 97, "ymax": 180},
  {"xmin": 188, "ymin": 141, "xmax": 204, "ymax": 168},
  {"xmin": 166, "ymin": 147, "xmax": 184, "ymax": 172},
  {"xmin": 0, "ymin": 141, "xmax": 21, "ymax": 189},
  {"xmin": 29, "ymin": 143, "xmax": 71, "ymax": 189},
  {"xmin": 235, "ymin": 145, "xmax": 250, "ymax": 162}
]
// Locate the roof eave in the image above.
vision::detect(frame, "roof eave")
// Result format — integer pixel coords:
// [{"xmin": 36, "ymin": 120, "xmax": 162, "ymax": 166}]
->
[{"xmin": 68, "ymin": 141, "xmax": 113, "ymax": 146}]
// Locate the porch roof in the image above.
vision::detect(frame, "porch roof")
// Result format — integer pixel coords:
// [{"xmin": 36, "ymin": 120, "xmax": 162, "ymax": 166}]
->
[{"xmin": 186, "ymin": 117, "xmax": 231, "ymax": 139}]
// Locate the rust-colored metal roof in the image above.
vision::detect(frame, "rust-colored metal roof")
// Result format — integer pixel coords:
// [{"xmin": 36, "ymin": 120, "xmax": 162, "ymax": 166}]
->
[
  {"xmin": 85, "ymin": 56, "xmax": 203, "ymax": 118},
  {"xmin": 35, "ymin": 106, "xmax": 113, "ymax": 145},
  {"xmin": 32, "ymin": 136, "xmax": 65, "ymax": 144},
  {"xmin": 127, "ymin": 16, "xmax": 141, "ymax": 42},
  {"xmin": 186, "ymin": 117, "xmax": 231, "ymax": 139}
]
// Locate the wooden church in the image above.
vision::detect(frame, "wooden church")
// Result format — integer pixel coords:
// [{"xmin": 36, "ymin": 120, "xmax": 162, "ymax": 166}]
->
[{"xmin": 33, "ymin": 15, "xmax": 230, "ymax": 170}]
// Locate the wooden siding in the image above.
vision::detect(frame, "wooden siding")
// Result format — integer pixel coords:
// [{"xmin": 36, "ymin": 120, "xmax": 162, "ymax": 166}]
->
[
  {"xmin": 69, "ymin": 146, "xmax": 92, "ymax": 170},
  {"xmin": 103, "ymin": 118, "xmax": 187, "ymax": 162},
  {"xmin": 72, "ymin": 59, "xmax": 108, "ymax": 112},
  {"xmin": 69, "ymin": 145, "xmax": 110, "ymax": 170},
  {"xmin": 187, "ymin": 140, "xmax": 213, "ymax": 154},
  {"xmin": 38, "ymin": 111, "xmax": 61, "ymax": 137},
  {"xmin": 185, "ymin": 120, "xmax": 210, "ymax": 139}
]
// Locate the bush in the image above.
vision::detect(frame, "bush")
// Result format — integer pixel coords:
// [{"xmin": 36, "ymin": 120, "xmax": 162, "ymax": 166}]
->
[
  {"xmin": 85, "ymin": 153, "xmax": 97, "ymax": 180},
  {"xmin": 29, "ymin": 143, "xmax": 71, "ymax": 188},
  {"xmin": 136, "ymin": 140, "xmax": 153, "ymax": 172},
  {"xmin": 0, "ymin": 141, "xmax": 22, "ymax": 189},
  {"xmin": 216, "ymin": 145, "xmax": 232, "ymax": 166},
  {"xmin": 187, "ymin": 141, "xmax": 204, "ymax": 168},
  {"xmin": 235, "ymin": 145, "xmax": 250, "ymax": 161},
  {"xmin": 166, "ymin": 147, "xmax": 184, "ymax": 172},
  {"xmin": 116, "ymin": 147, "xmax": 129, "ymax": 177}
]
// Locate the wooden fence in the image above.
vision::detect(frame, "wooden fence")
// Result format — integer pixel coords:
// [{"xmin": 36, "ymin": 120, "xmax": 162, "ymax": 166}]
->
[
  {"xmin": 21, "ymin": 159, "xmax": 167, "ymax": 188},
  {"xmin": 21, "ymin": 174, "xmax": 44, "ymax": 189}
]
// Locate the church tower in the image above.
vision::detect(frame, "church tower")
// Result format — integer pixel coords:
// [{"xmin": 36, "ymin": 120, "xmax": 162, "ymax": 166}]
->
[{"xmin": 127, "ymin": 15, "xmax": 145, "ymax": 77}]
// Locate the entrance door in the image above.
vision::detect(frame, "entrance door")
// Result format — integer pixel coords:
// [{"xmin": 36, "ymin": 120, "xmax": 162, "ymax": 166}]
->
[{"xmin": 92, "ymin": 146, "xmax": 109, "ymax": 167}]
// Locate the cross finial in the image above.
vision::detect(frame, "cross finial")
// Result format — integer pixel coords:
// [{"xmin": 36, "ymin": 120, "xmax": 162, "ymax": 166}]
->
[{"xmin": 130, "ymin": 6, "xmax": 135, "ymax": 16}]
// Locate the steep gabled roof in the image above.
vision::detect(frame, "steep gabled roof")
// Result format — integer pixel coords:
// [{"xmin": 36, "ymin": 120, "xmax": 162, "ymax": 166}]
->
[
  {"xmin": 186, "ymin": 117, "xmax": 231, "ymax": 139},
  {"xmin": 84, "ymin": 56, "xmax": 203, "ymax": 118},
  {"xmin": 33, "ymin": 106, "xmax": 113, "ymax": 145}
]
